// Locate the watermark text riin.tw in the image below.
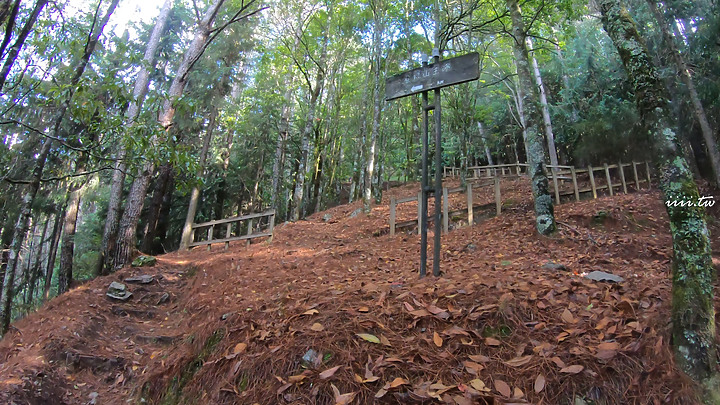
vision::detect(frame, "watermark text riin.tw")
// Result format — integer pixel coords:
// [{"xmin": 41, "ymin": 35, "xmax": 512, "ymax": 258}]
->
[{"xmin": 665, "ymin": 195, "xmax": 715, "ymax": 208}]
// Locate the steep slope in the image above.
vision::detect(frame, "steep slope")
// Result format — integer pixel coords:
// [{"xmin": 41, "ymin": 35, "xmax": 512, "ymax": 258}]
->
[{"xmin": 1, "ymin": 179, "xmax": 718, "ymax": 405}]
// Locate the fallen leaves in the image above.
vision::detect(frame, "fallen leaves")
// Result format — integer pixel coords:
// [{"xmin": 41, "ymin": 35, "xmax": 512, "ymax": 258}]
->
[
  {"xmin": 355, "ymin": 333, "xmax": 380, "ymax": 344},
  {"xmin": 319, "ymin": 366, "xmax": 342, "ymax": 380},
  {"xmin": 433, "ymin": 331, "xmax": 443, "ymax": 347},
  {"xmin": 560, "ymin": 365, "xmax": 585, "ymax": 374},
  {"xmin": 534, "ymin": 374, "xmax": 546, "ymax": 393},
  {"xmin": 504, "ymin": 355, "xmax": 532, "ymax": 367},
  {"xmin": 494, "ymin": 379, "xmax": 512, "ymax": 397}
]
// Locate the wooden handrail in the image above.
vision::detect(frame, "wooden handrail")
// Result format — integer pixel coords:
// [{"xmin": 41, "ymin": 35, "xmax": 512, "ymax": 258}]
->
[{"xmin": 192, "ymin": 209, "xmax": 275, "ymax": 229}]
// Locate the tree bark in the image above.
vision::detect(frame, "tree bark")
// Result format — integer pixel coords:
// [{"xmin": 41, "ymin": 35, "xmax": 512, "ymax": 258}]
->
[
  {"xmin": 526, "ymin": 37, "xmax": 559, "ymax": 167},
  {"xmin": 291, "ymin": 26, "xmax": 329, "ymax": 221},
  {"xmin": 58, "ymin": 186, "xmax": 82, "ymax": 294},
  {"xmin": 506, "ymin": 0, "xmax": 555, "ymax": 235},
  {"xmin": 115, "ymin": 0, "xmax": 239, "ymax": 267},
  {"xmin": 0, "ymin": 0, "xmax": 20, "ymax": 60},
  {"xmin": 0, "ymin": 0, "xmax": 119, "ymax": 336},
  {"xmin": 598, "ymin": 1, "xmax": 719, "ymax": 401},
  {"xmin": 141, "ymin": 163, "xmax": 173, "ymax": 253},
  {"xmin": 180, "ymin": 109, "xmax": 217, "ymax": 249},
  {"xmin": 0, "ymin": 0, "xmax": 48, "ymax": 92},
  {"xmin": 43, "ymin": 205, "xmax": 63, "ymax": 301},
  {"xmin": 478, "ymin": 122, "xmax": 494, "ymax": 165},
  {"xmin": 26, "ymin": 213, "xmax": 49, "ymax": 304},
  {"xmin": 98, "ymin": 0, "xmax": 173, "ymax": 276},
  {"xmin": 647, "ymin": 0, "xmax": 720, "ymax": 187},
  {"xmin": 363, "ymin": 3, "xmax": 383, "ymax": 212},
  {"xmin": 271, "ymin": 24, "xmax": 302, "ymax": 213}
]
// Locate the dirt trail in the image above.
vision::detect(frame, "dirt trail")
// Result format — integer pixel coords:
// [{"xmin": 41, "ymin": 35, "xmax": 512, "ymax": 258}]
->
[{"xmin": 1, "ymin": 179, "xmax": 719, "ymax": 405}]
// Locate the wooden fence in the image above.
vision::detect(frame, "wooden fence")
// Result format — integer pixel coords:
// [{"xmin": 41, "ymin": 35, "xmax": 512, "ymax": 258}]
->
[
  {"xmin": 393, "ymin": 161, "xmax": 651, "ymax": 235},
  {"xmin": 188, "ymin": 210, "xmax": 275, "ymax": 250},
  {"xmin": 389, "ymin": 178, "xmax": 501, "ymax": 236}
]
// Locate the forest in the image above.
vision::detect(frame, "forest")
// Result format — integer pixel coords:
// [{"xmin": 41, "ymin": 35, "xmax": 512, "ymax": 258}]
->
[{"xmin": 0, "ymin": 0, "xmax": 719, "ymax": 402}]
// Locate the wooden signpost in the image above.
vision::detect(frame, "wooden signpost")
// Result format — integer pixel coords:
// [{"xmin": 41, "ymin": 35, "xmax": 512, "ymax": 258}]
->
[{"xmin": 385, "ymin": 50, "xmax": 479, "ymax": 278}]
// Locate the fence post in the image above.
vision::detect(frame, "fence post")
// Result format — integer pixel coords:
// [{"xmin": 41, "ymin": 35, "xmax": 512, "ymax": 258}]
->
[
  {"xmin": 588, "ymin": 166, "xmax": 597, "ymax": 199},
  {"xmin": 618, "ymin": 162, "xmax": 628, "ymax": 194},
  {"xmin": 632, "ymin": 161, "xmax": 640, "ymax": 190},
  {"xmin": 516, "ymin": 163, "xmax": 520, "ymax": 176},
  {"xmin": 268, "ymin": 212, "xmax": 275, "ymax": 243},
  {"xmin": 494, "ymin": 177, "xmax": 501, "ymax": 216},
  {"xmin": 190, "ymin": 228, "xmax": 196, "ymax": 248},
  {"xmin": 225, "ymin": 223, "xmax": 231, "ymax": 251},
  {"xmin": 442, "ymin": 187, "xmax": 449, "ymax": 233},
  {"xmin": 390, "ymin": 197, "xmax": 396, "ymax": 236},
  {"xmin": 207, "ymin": 225, "xmax": 214, "ymax": 251},
  {"xmin": 466, "ymin": 182, "xmax": 473, "ymax": 226},
  {"xmin": 604, "ymin": 163, "xmax": 613, "ymax": 196},
  {"xmin": 417, "ymin": 191, "xmax": 422, "ymax": 234},
  {"xmin": 645, "ymin": 161, "xmax": 651, "ymax": 189},
  {"xmin": 246, "ymin": 218, "xmax": 252, "ymax": 247},
  {"xmin": 571, "ymin": 167, "xmax": 580, "ymax": 202}
]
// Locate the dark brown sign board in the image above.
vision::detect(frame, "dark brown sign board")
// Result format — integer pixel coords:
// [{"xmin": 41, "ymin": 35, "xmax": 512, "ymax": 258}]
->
[{"xmin": 385, "ymin": 52, "xmax": 480, "ymax": 101}]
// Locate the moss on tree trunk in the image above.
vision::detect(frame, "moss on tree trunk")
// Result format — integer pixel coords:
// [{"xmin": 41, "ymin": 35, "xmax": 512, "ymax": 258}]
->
[{"xmin": 598, "ymin": 0, "xmax": 719, "ymax": 402}]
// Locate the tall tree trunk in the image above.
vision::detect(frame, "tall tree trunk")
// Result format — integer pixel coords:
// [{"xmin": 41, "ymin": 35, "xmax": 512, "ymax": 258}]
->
[
  {"xmin": 291, "ymin": 27, "xmax": 329, "ymax": 221},
  {"xmin": 115, "ymin": 0, "xmax": 237, "ymax": 267},
  {"xmin": 647, "ymin": 0, "xmax": 720, "ymax": 187},
  {"xmin": 478, "ymin": 122, "xmax": 494, "ymax": 165},
  {"xmin": 506, "ymin": 0, "xmax": 555, "ymax": 235},
  {"xmin": 271, "ymin": 24, "xmax": 302, "ymax": 212},
  {"xmin": 26, "ymin": 214, "xmax": 49, "ymax": 305},
  {"xmin": 0, "ymin": 0, "xmax": 48, "ymax": 92},
  {"xmin": 180, "ymin": 109, "xmax": 217, "ymax": 249},
  {"xmin": 526, "ymin": 37, "xmax": 559, "ymax": 167},
  {"xmin": 141, "ymin": 163, "xmax": 173, "ymax": 253},
  {"xmin": 0, "ymin": 0, "xmax": 21, "ymax": 60},
  {"xmin": 598, "ymin": 1, "xmax": 719, "ymax": 401},
  {"xmin": 99, "ymin": 0, "xmax": 173, "ymax": 276},
  {"xmin": 58, "ymin": 186, "xmax": 82, "ymax": 294},
  {"xmin": 43, "ymin": 205, "xmax": 63, "ymax": 301},
  {"xmin": 0, "ymin": 0, "xmax": 119, "ymax": 336},
  {"xmin": 363, "ymin": 3, "xmax": 383, "ymax": 212}
]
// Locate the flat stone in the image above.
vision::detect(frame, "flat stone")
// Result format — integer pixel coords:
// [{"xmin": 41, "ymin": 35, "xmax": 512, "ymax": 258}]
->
[
  {"xmin": 585, "ymin": 271, "xmax": 624, "ymax": 283},
  {"xmin": 349, "ymin": 208, "xmax": 362, "ymax": 218},
  {"xmin": 542, "ymin": 262, "xmax": 568, "ymax": 272},
  {"xmin": 322, "ymin": 213, "xmax": 332, "ymax": 222},
  {"xmin": 124, "ymin": 275, "xmax": 154, "ymax": 284},
  {"xmin": 107, "ymin": 282, "xmax": 132, "ymax": 301}
]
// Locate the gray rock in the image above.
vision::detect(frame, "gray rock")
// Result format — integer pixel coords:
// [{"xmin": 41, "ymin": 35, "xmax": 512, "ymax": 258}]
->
[
  {"xmin": 88, "ymin": 392, "xmax": 99, "ymax": 405},
  {"xmin": 124, "ymin": 275, "xmax": 154, "ymax": 284},
  {"xmin": 585, "ymin": 270, "xmax": 624, "ymax": 283},
  {"xmin": 301, "ymin": 349, "xmax": 319, "ymax": 367},
  {"xmin": 349, "ymin": 208, "xmax": 362, "ymax": 218},
  {"xmin": 156, "ymin": 292, "xmax": 170, "ymax": 305},
  {"xmin": 322, "ymin": 213, "xmax": 332, "ymax": 222},
  {"xmin": 131, "ymin": 256, "xmax": 157, "ymax": 267},
  {"xmin": 542, "ymin": 262, "xmax": 568, "ymax": 272},
  {"xmin": 107, "ymin": 282, "xmax": 132, "ymax": 301}
]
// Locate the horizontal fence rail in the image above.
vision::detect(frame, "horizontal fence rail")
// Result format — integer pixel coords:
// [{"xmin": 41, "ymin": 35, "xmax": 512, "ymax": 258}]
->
[
  {"xmin": 397, "ymin": 161, "xmax": 651, "ymax": 235},
  {"xmin": 188, "ymin": 209, "xmax": 275, "ymax": 250}
]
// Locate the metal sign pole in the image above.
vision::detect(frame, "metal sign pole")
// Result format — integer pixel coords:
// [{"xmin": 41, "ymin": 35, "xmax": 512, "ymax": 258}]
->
[
  {"xmin": 432, "ymin": 49, "xmax": 442, "ymax": 277},
  {"xmin": 420, "ymin": 57, "xmax": 430, "ymax": 278},
  {"xmin": 384, "ymin": 51, "xmax": 479, "ymax": 279}
]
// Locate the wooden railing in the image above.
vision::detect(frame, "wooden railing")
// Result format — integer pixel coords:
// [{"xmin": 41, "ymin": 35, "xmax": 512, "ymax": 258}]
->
[
  {"xmin": 397, "ymin": 161, "xmax": 651, "ymax": 235},
  {"xmin": 389, "ymin": 178, "xmax": 501, "ymax": 236},
  {"xmin": 188, "ymin": 210, "xmax": 275, "ymax": 250}
]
